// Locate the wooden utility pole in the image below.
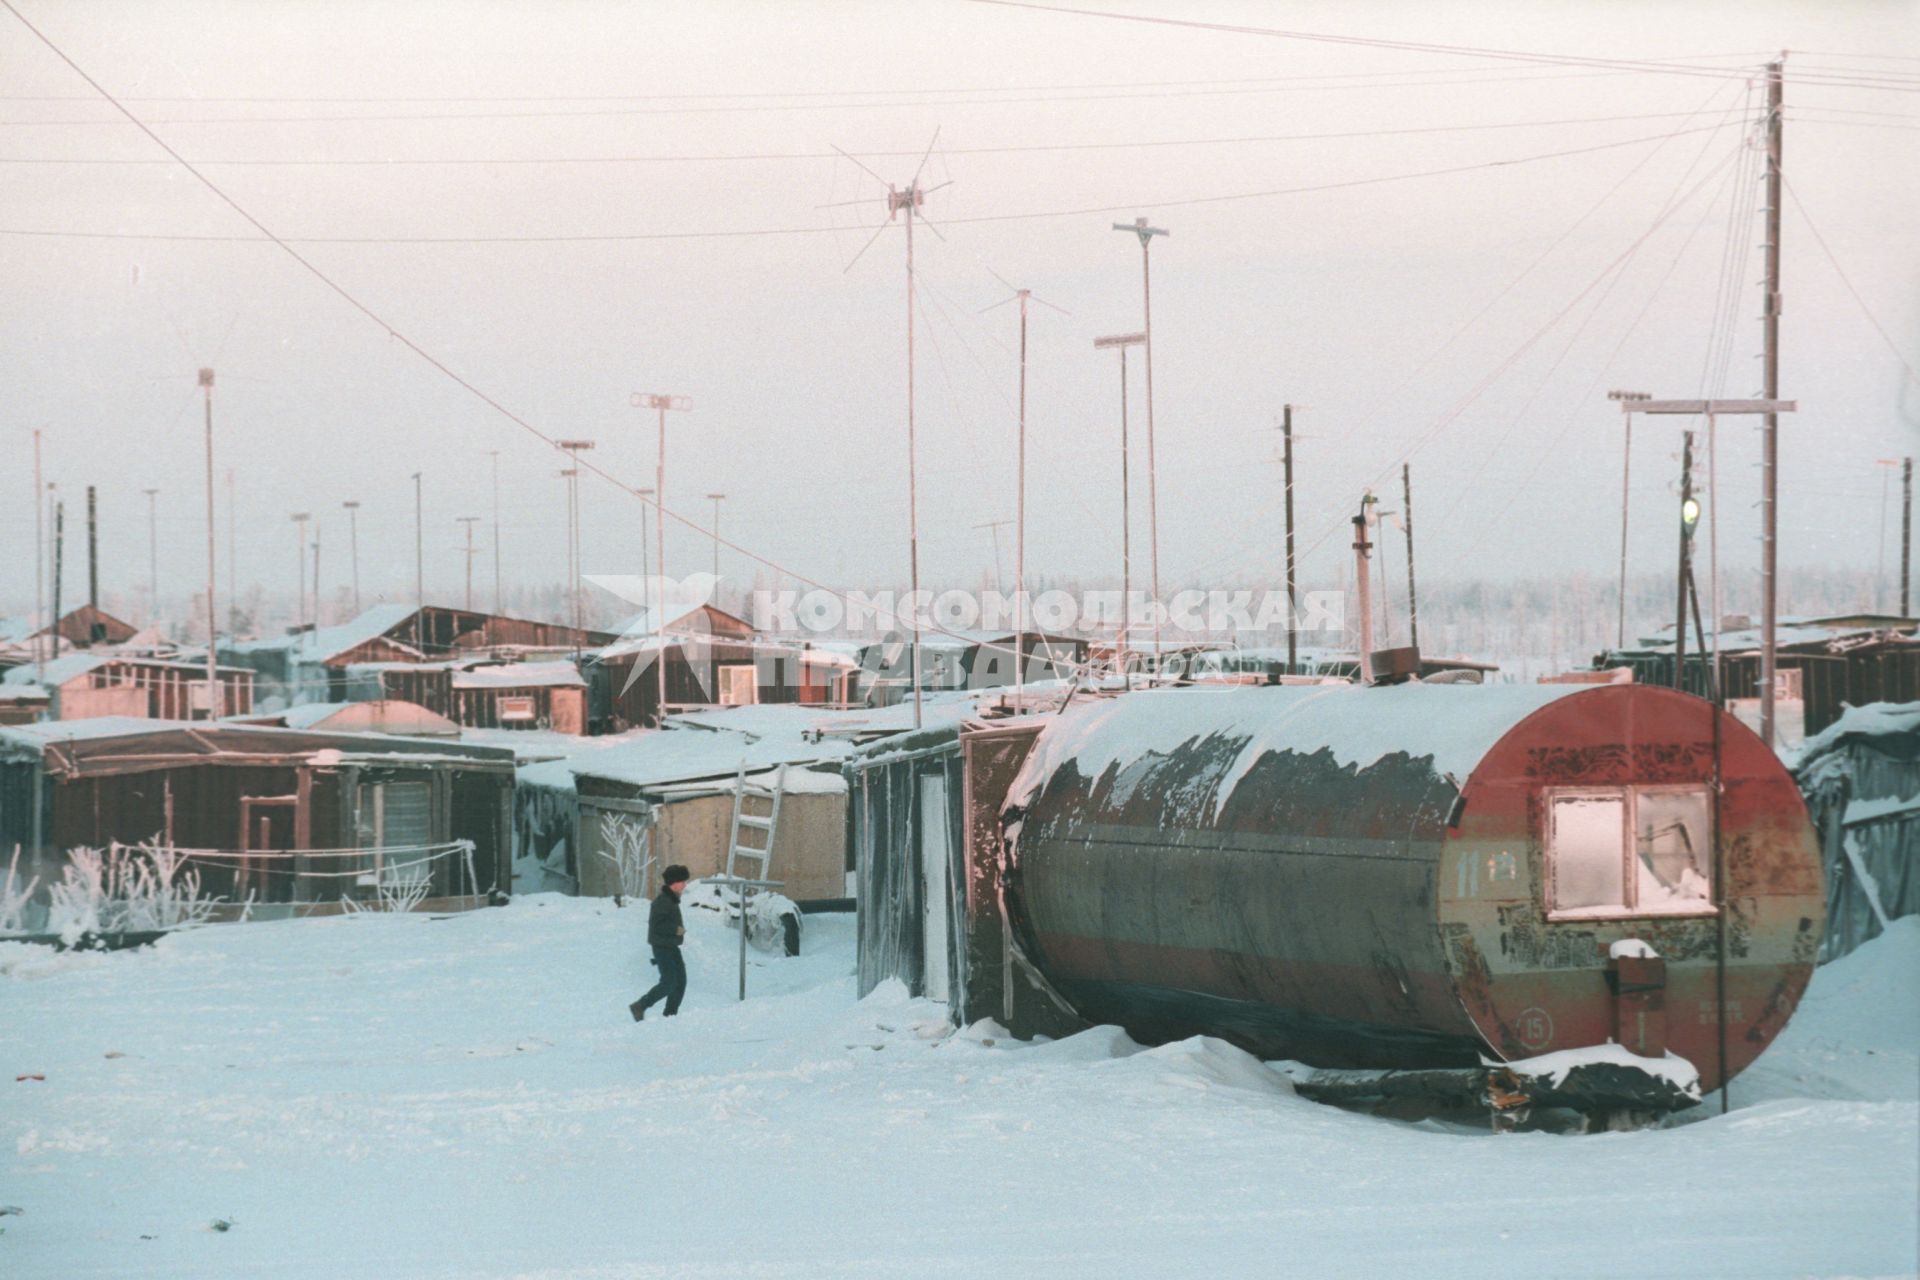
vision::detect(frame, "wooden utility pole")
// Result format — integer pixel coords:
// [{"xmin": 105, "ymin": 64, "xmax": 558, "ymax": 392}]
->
[
  {"xmin": 1759, "ymin": 58, "xmax": 1785, "ymax": 747},
  {"xmin": 1351, "ymin": 504, "xmax": 1374, "ymax": 682},
  {"xmin": 1675, "ymin": 431, "xmax": 1696, "ymax": 693},
  {"xmin": 1903, "ymin": 457, "xmax": 1913, "ymax": 617},
  {"xmin": 1402, "ymin": 462, "xmax": 1419, "ymax": 653},
  {"xmin": 1283, "ymin": 405, "xmax": 1297, "ymax": 675},
  {"xmin": 200, "ymin": 368, "xmax": 218, "ymax": 714}
]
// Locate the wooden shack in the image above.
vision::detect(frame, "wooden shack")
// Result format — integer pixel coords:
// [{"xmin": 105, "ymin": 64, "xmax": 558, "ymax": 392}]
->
[
  {"xmin": 0, "ymin": 719, "xmax": 515, "ymax": 918},
  {"xmin": 3, "ymin": 652, "xmax": 254, "ymax": 721}
]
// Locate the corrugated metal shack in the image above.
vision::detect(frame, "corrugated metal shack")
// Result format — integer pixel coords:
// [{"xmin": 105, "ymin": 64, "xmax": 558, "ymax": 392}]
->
[
  {"xmin": 1598, "ymin": 614, "xmax": 1919, "ymax": 738},
  {"xmin": 1795, "ymin": 701, "xmax": 1920, "ymax": 962},
  {"xmin": 858, "ymin": 630, "xmax": 1086, "ymax": 704},
  {"xmin": 0, "ymin": 718, "xmax": 515, "ymax": 917}
]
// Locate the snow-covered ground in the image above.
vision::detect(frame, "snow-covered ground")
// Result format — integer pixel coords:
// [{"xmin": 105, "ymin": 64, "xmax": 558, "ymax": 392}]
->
[{"xmin": 4, "ymin": 903, "xmax": 1915, "ymax": 1279}]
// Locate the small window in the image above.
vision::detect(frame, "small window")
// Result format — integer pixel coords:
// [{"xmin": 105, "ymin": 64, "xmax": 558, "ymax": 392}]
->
[
  {"xmin": 498, "ymin": 695, "xmax": 536, "ymax": 722},
  {"xmin": 718, "ymin": 665, "xmax": 758, "ymax": 706},
  {"xmin": 1547, "ymin": 787, "xmax": 1714, "ymax": 919}
]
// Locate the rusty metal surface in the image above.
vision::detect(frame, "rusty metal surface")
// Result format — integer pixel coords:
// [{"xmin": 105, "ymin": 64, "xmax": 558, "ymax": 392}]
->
[{"xmin": 1007, "ymin": 684, "xmax": 1823, "ymax": 1090}]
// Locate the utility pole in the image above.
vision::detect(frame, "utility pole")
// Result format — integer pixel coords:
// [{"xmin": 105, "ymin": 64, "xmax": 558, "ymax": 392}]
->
[
  {"xmin": 486, "ymin": 450, "xmax": 502, "ymax": 613},
  {"xmin": 33, "ymin": 432, "xmax": 45, "ymax": 679},
  {"xmin": 226, "ymin": 469, "xmax": 238, "ymax": 635},
  {"xmin": 86, "ymin": 485, "xmax": 98, "ymax": 625},
  {"xmin": 555, "ymin": 440, "xmax": 595, "ymax": 641},
  {"xmin": 629, "ymin": 396, "xmax": 690, "ymax": 726},
  {"xmin": 312, "ymin": 521, "xmax": 322, "ymax": 628},
  {"xmin": 1114, "ymin": 216, "xmax": 1169, "ymax": 675},
  {"xmin": 895, "ymin": 179, "xmax": 927, "ymax": 728},
  {"xmin": 51, "ymin": 500, "xmax": 64, "ymax": 664},
  {"xmin": 1609, "ymin": 391, "xmax": 1650, "ymax": 649},
  {"xmin": 1095, "ymin": 331, "xmax": 1146, "ymax": 680},
  {"xmin": 143, "ymin": 487, "xmax": 160, "ymax": 624},
  {"xmin": 1283, "ymin": 405, "xmax": 1297, "ymax": 675},
  {"xmin": 1402, "ymin": 462, "xmax": 1419, "ymax": 653},
  {"xmin": 199, "ymin": 368, "xmax": 218, "ymax": 717},
  {"xmin": 1903, "ymin": 457, "xmax": 1913, "ymax": 617},
  {"xmin": 1674, "ymin": 431, "xmax": 1697, "ymax": 693},
  {"xmin": 457, "ymin": 516, "xmax": 480, "ymax": 611},
  {"xmin": 1351, "ymin": 502, "xmax": 1374, "ymax": 683},
  {"xmin": 411, "ymin": 471, "xmax": 424, "ymax": 647},
  {"xmin": 291, "ymin": 512, "xmax": 311, "ymax": 634},
  {"xmin": 343, "ymin": 500, "xmax": 362, "ymax": 615},
  {"xmin": 1759, "ymin": 56, "xmax": 1785, "ymax": 748},
  {"xmin": 637, "ymin": 487, "xmax": 653, "ymax": 636},
  {"xmin": 1014, "ymin": 290, "xmax": 1029, "ymax": 699},
  {"xmin": 706, "ymin": 492, "xmax": 727, "ymax": 583}
]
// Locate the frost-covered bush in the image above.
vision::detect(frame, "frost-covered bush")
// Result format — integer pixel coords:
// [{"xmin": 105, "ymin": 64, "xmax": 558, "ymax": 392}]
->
[
  {"xmin": 1, "ymin": 846, "xmax": 40, "ymax": 936},
  {"xmin": 339, "ymin": 874, "xmax": 431, "ymax": 916},
  {"xmin": 45, "ymin": 842, "xmax": 220, "ymax": 942},
  {"xmin": 596, "ymin": 813, "xmax": 654, "ymax": 906}
]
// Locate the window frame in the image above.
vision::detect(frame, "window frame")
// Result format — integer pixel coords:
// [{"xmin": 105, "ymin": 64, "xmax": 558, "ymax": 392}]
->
[{"xmin": 1545, "ymin": 783, "xmax": 1718, "ymax": 922}]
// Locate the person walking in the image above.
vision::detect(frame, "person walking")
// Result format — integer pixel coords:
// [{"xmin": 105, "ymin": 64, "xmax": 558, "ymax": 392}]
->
[{"xmin": 629, "ymin": 864, "xmax": 690, "ymax": 1021}]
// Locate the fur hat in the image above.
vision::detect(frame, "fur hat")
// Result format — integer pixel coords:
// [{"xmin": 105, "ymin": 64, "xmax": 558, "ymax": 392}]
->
[{"xmin": 662, "ymin": 864, "xmax": 692, "ymax": 887}]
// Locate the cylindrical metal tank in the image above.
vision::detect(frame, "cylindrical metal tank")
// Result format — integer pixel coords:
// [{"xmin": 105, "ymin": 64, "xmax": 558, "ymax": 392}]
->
[{"xmin": 1003, "ymin": 682, "xmax": 1822, "ymax": 1092}]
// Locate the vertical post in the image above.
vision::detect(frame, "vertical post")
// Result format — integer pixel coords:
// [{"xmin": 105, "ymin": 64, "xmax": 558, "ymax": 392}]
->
[
  {"xmin": 738, "ymin": 881, "xmax": 749, "ymax": 1002},
  {"xmin": 52, "ymin": 501, "xmax": 64, "ymax": 664},
  {"xmin": 1351, "ymin": 508, "xmax": 1373, "ymax": 683},
  {"xmin": 312, "ymin": 522, "xmax": 322, "ymax": 628},
  {"xmin": 1619, "ymin": 411, "xmax": 1633, "ymax": 648},
  {"xmin": 706, "ymin": 493, "xmax": 726, "ymax": 582},
  {"xmin": 344, "ymin": 501, "xmax": 362, "ymax": 615},
  {"xmin": 143, "ymin": 487, "xmax": 160, "ymax": 627},
  {"xmin": 1759, "ymin": 58, "xmax": 1784, "ymax": 748},
  {"xmin": 200, "ymin": 368, "xmax": 218, "ymax": 717},
  {"xmin": 411, "ymin": 472, "xmax": 424, "ymax": 646},
  {"xmin": 1675, "ymin": 430, "xmax": 1695, "ymax": 693},
  {"xmin": 291, "ymin": 513, "xmax": 310, "ymax": 634},
  {"xmin": 1119, "ymin": 348, "xmax": 1132, "ymax": 681},
  {"xmin": 1903, "ymin": 457, "xmax": 1913, "ymax": 618},
  {"xmin": 1141, "ymin": 233, "xmax": 1161, "ymax": 673},
  {"xmin": 86, "ymin": 485, "xmax": 98, "ymax": 621},
  {"xmin": 33, "ymin": 431, "xmax": 45, "ymax": 680},
  {"xmin": 458, "ymin": 517, "xmax": 479, "ymax": 611},
  {"xmin": 488, "ymin": 450, "xmax": 502, "ymax": 614},
  {"xmin": 1401, "ymin": 462, "xmax": 1418, "ymax": 654},
  {"xmin": 657, "ymin": 408, "xmax": 669, "ymax": 722},
  {"xmin": 226, "ymin": 469, "xmax": 237, "ymax": 635},
  {"xmin": 893, "ymin": 184, "xmax": 926, "ymax": 730},
  {"xmin": 1283, "ymin": 405, "xmax": 1296, "ymax": 675},
  {"xmin": 1708, "ymin": 415, "xmax": 1721, "ymax": 702},
  {"xmin": 1016, "ymin": 289, "xmax": 1029, "ymax": 702}
]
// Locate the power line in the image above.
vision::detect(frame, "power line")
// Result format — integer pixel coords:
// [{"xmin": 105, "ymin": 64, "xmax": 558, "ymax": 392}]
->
[
  {"xmin": 0, "ymin": 66, "xmax": 1789, "ymax": 126},
  {"xmin": 1783, "ymin": 173, "xmax": 1920, "ymax": 386},
  {"xmin": 0, "ymin": 121, "xmax": 1746, "ymax": 245},
  {"xmin": 0, "ymin": 109, "xmax": 1740, "ymax": 166}
]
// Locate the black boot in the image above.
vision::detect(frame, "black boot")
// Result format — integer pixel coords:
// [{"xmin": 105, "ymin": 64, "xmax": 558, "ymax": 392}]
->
[{"xmin": 629, "ymin": 1000, "xmax": 646, "ymax": 1022}]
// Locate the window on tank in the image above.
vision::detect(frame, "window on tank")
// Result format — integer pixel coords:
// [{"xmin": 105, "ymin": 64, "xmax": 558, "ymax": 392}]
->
[{"xmin": 1546, "ymin": 786, "xmax": 1715, "ymax": 920}]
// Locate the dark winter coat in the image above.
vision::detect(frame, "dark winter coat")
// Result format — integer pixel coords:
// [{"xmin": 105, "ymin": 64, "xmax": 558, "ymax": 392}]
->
[{"xmin": 647, "ymin": 886, "xmax": 684, "ymax": 949}]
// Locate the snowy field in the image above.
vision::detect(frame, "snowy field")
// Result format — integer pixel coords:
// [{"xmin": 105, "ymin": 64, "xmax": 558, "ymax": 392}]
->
[{"xmin": 4, "ymin": 901, "xmax": 1915, "ymax": 1279}]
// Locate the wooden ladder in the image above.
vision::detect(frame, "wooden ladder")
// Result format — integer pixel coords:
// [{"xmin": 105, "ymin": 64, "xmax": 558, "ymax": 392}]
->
[{"xmin": 725, "ymin": 762, "xmax": 787, "ymax": 884}]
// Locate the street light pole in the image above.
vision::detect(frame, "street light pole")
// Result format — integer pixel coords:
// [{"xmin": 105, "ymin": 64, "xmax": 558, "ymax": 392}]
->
[
  {"xmin": 486, "ymin": 450, "xmax": 502, "ymax": 613},
  {"xmin": 555, "ymin": 440, "xmax": 595, "ymax": 641},
  {"xmin": 1113, "ymin": 217, "xmax": 1168, "ymax": 674},
  {"xmin": 143, "ymin": 487, "xmax": 160, "ymax": 624},
  {"xmin": 342, "ymin": 500, "xmax": 362, "ymax": 615},
  {"xmin": 199, "ymin": 369, "xmax": 219, "ymax": 717},
  {"xmin": 1094, "ymin": 332, "xmax": 1146, "ymax": 680},
  {"xmin": 291, "ymin": 512, "xmax": 311, "ymax": 634},
  {"xmin": 457, "ymin": 516, "xmax": 480, "ymax": 611},
  {"xmin": 630, "ymin": 395, "xmax": 691, "ymax": 727}
]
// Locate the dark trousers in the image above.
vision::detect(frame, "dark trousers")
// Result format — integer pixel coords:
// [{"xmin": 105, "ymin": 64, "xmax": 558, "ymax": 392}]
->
[{"xmin": 636, "ymin": 944, "xmax": 687, "ymax": 1016}]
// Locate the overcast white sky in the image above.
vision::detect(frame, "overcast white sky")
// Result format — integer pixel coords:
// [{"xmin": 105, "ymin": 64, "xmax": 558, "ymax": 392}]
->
[{"xmin": 2, "ymin": 0, "xmax": 1915, "ymax": 626}]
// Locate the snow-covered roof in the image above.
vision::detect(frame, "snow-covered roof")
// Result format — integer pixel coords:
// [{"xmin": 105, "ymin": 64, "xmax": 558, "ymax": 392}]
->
[
  {"xmin": 451, "ymin": 661, "xmax": 585, "ymax": 690},
  {"xmin": 269, "ymin": 699, "xmax": 463, "ymax": 737},
  {"xmin": 2, "ymin": 652, "xmax": 110, "ymax": 687},
  {"xmin": 1796, "ymin": 701, "xmax": 1920, "ymax": 764},
  {"xmin": 0, "ymin": 715, "xmax": 516, "ymax": 768},
  {"xmin": 228, "ymin": 602, "xmax": 419, "ymax": 661},
  {"xmin": 568, "ymin": 725, "xmax": 851, "ymax": 791},
  {"xmin": 1007, "ymin": 682, "xmax": 1591, "ymax": 813}
]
